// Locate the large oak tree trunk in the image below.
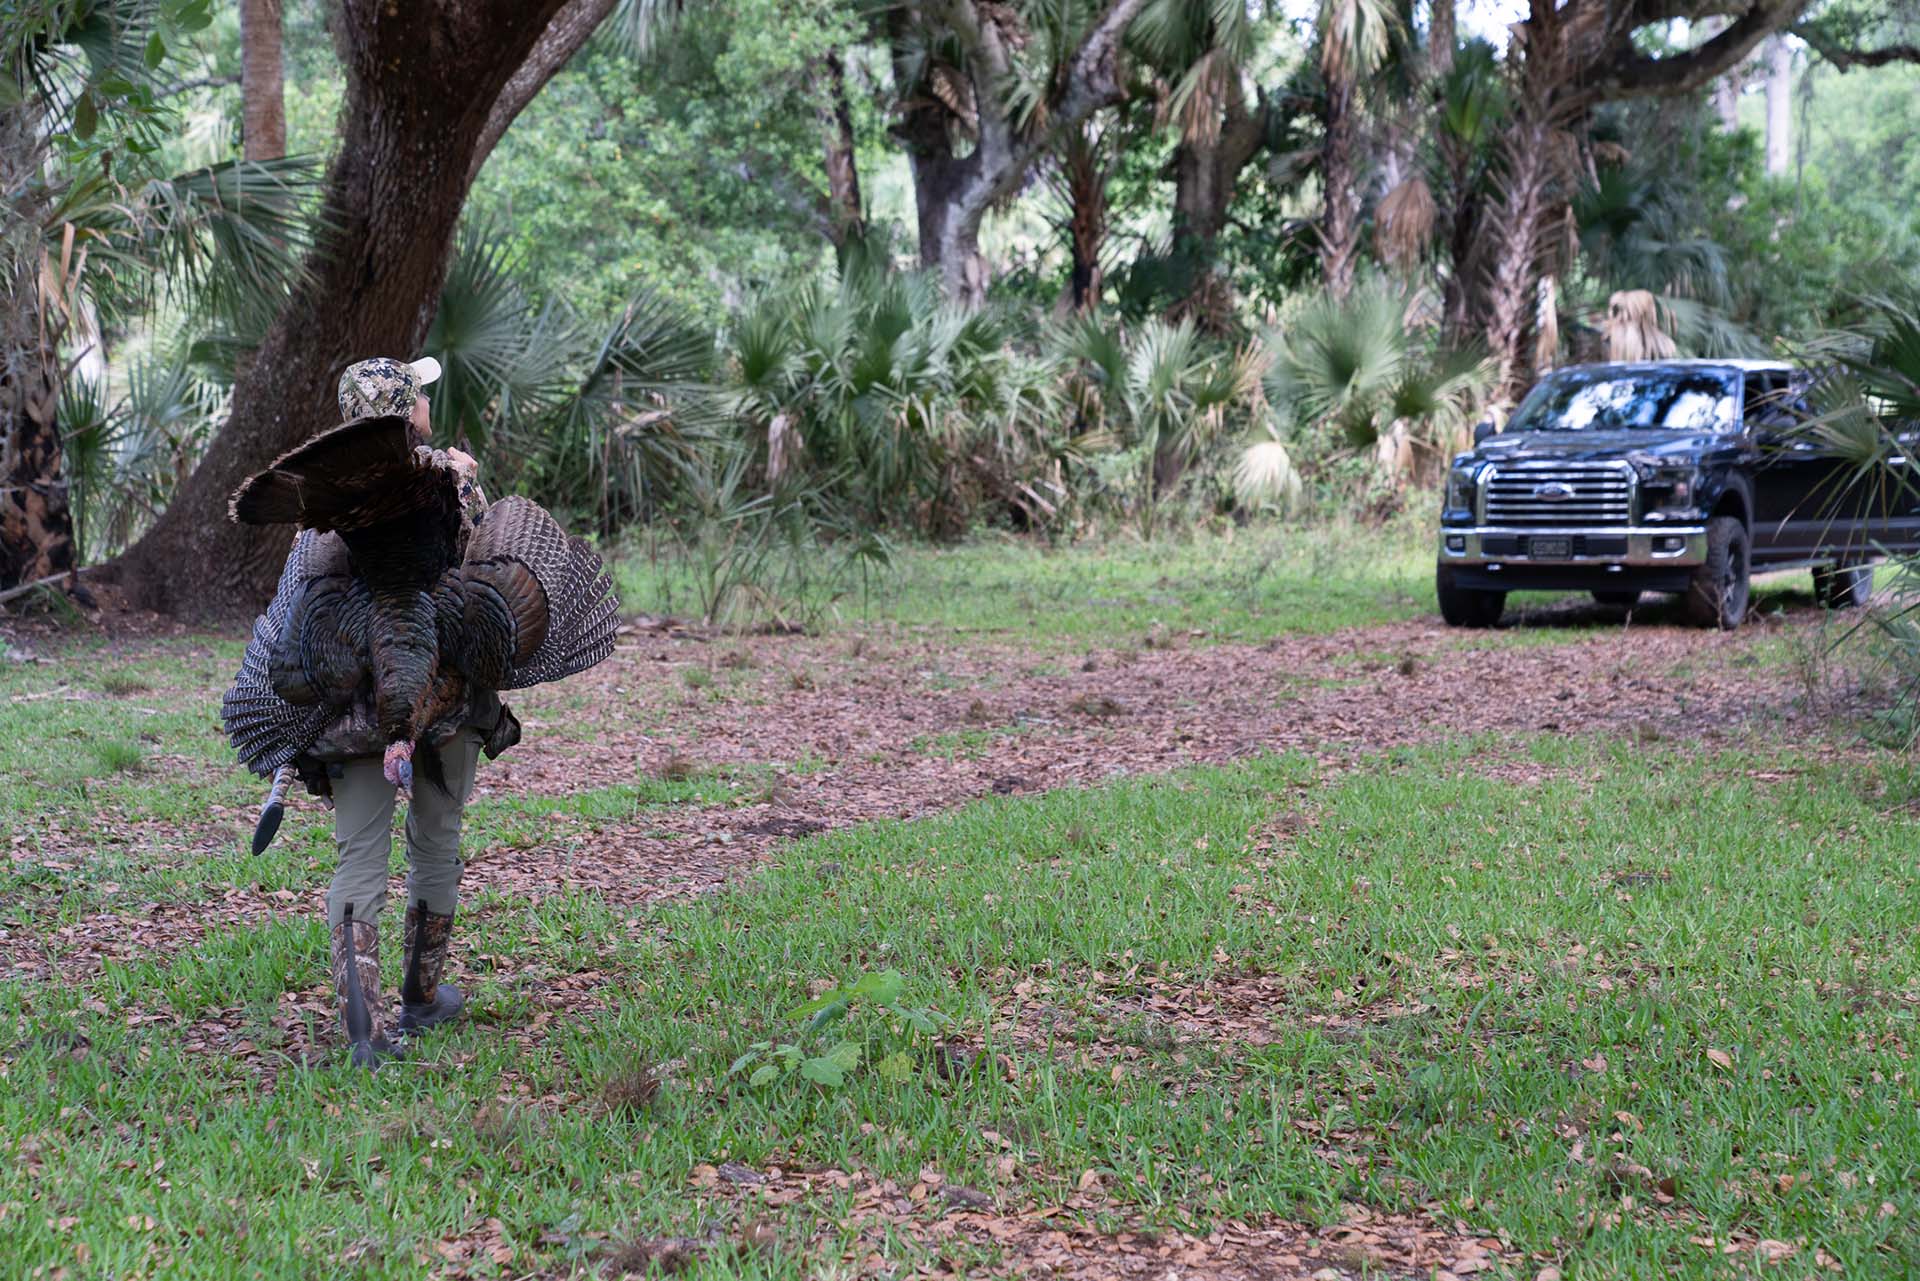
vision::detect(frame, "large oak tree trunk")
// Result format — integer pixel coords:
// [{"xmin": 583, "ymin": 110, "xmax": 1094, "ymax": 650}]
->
[
  {"xmin": 240, "ymin": 0, "xmax": 286, "ymax": 161},
  {"xmin": 117, "ymin": 0, "xmax": 577, "ymax": 615}
]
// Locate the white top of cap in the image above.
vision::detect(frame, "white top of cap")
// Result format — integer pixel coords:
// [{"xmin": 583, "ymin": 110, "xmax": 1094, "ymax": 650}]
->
[{"xmin": 410, "ymin": 356, "xmax": 443, "ymax": 387}]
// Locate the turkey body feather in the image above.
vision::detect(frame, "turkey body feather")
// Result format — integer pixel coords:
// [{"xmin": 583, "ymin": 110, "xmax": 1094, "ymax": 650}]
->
[{"xmin": 221, "ymin": 415, "xmax": 620, "ymax": 780}]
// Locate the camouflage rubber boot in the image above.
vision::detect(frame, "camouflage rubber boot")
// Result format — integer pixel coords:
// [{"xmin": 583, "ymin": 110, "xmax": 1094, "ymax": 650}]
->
[
  {"xmin": 331, "ymin": 904, "xmax": 400, "ymax": 1069},
  {"xmin": 397, "ymin": 901, "xmax": 465, "ymax": 1037}
]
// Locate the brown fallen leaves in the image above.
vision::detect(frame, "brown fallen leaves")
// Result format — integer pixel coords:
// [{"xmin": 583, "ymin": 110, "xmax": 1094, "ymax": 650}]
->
[{"xmin": 675, "ymin": 1163, "xmax": 1507, "ymax": 1280}]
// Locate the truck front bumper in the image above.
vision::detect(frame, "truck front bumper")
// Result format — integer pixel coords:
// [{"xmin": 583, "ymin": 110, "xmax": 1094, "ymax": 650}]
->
[{"xmin": 1437, "ymin": 526, "xmax": 1709, "ymax": 593}]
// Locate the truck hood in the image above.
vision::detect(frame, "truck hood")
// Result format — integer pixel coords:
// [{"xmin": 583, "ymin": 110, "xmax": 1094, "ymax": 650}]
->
[{"xmin": 1474, "ymin": 428, "xmax": 1739, "ymax": 465}]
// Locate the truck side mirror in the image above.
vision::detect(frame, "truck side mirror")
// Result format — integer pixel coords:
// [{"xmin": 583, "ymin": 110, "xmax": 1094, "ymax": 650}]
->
[{"xmin": 1472, "ymin": 421, "xmax": 1496, "ymax": 445}]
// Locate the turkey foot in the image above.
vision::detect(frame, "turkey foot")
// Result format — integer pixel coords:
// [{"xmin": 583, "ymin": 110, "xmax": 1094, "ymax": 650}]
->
[{"xmin": 383, "ymin": 740, "xmax": 415, "ymax": 793}]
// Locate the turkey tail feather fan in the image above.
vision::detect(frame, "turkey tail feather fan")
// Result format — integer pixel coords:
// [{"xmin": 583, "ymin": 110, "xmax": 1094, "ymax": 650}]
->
[
  {"xmin": 231, "ymin": 414, "xmax": 451, "ymax": 533},
  {"xmin": 463, "ymin": 497, "xmax": 620, "ymax": 690},
  {"xmin": 223, "ymin": 531, "xmax": 341, "ymax": 776}
]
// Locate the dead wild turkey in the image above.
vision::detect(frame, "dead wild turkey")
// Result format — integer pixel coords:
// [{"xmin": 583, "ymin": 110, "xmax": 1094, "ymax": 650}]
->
[{"xmin": 222, "ymin": 413, "xmax": 618, "ymax": 802}]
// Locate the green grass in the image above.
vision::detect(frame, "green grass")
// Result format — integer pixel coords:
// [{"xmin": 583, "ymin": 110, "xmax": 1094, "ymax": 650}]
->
[
  {"xmin": 614, "ymin": 517, "xmax": 1439, "ymax": 644},
  {"xmin": 4, "ymin": 736, "xmax": 1914, "ymax": 1277}
]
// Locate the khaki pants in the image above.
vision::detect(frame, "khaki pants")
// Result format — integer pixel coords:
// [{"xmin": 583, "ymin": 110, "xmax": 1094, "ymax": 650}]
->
[{"xmin": 325, "ymin": 729, "xmax": 483, "ymax": 930}]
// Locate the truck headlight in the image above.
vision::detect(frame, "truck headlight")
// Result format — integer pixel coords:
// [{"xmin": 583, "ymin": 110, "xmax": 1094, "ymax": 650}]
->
[
  {"xmin": 1642, "ymin": 468, "xmax": 1701, "ymax": 515},
  {"xmin": 1445, "ymin": 466, "xmax": 1478, "ymax": 515}
]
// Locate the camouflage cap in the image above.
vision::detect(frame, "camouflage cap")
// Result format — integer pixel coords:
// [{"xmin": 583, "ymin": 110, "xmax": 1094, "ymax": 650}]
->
[{"xmin": 336, "ymin": 356, "xmax": 442, "ymax": 420}]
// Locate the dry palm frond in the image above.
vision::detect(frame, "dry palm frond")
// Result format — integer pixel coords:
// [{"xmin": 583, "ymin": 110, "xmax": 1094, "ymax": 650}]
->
[
  {"xmin": 1592, "ymin": 139, "xmax": 1632, "ymax": 168},
  {"xmin": 1534, "ymin": 274, "xmax": 1560, "ymax": 372},
  {"xmin": 766, "ymin": 411, "xmax": 802, "ymax": 483},
  {"xmin": 1320, "ymin": 0, "xmax": 1398, "ymax": 82},
  {"xmin": 1604, "ymin": 289, "xmax": 1676, "ymax": 362},
  {"xmin": 1234, "ymin": 437, "xmax": 1303, "ymax": 510},
  {"xmin": 1376, "ymin": 176, "xmax": 1436, "ymax": 273},
  {"xmin": 930, "ymin": 64, "xmax": 978, "ymax": 136},
  {"xmin": 1166, "ymin": 49, "xmax": 1231, "ymax": 147}
]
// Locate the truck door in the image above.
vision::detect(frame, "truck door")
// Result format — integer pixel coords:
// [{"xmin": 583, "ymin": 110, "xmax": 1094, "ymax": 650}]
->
[
  {"xmin": 1746, "ymin": 371, "xmax": 1828, "ymax": 558},
  {"xmin": 1749, "ymin": 371, "xmax": 1920, "ymax": 561}
]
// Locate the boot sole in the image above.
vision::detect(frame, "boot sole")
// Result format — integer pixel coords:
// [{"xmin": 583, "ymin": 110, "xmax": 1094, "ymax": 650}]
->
[{"xmin": 397, "ymin": 985, "xmax": 465, "ymax": 1035}]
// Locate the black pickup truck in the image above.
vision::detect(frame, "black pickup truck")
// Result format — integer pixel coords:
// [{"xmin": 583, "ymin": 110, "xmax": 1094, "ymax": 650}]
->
[{"xmin": 1436, "ymin": 359, "xmax": 1919, "ymax": 629}]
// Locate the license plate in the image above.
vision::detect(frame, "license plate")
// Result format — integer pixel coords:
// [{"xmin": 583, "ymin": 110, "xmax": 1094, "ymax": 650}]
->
[{"xmin": 1528, "ymin": 537, "xmax": 1571, "ymax": 558}]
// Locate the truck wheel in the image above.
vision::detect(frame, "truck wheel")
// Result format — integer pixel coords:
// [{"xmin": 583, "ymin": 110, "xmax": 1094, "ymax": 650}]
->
[
  {"xmin": 1683, "ymin": 515, "xmax": 1750, "ymax": 629},
  {"xmin": 1436, "ymin": 564, "xmax": 1505, "ymax": 628},
  {"xmin": 1591, "ymin": 590, "xmax": 1643, "ymax": 608},
  {"xmin": 1812, "ymin": 563, "xmax": 1873, "ymax": 609}
]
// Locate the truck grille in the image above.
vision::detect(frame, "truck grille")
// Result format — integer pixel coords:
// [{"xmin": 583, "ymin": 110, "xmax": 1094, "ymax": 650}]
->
[{"xmin": 1483, "ymin": 463, "xmax": 1633, "ymax": 527}]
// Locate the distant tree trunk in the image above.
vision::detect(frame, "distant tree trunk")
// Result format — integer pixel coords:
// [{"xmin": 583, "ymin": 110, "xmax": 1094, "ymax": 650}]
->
[
  {"xmin": 818, "ymin": 50, "xmax": 865, "ymax": 249},
  {"xmin": 1428, "ymin": 0, "xmax": 1454, "ymax": 77},
  {"xmin": 1170, "ymin": 82, "xmax": 1265, "ymax": 331},
  {"xmin": 1057, "ymin": 123, "xmax": 1108, "ymax": 312},
  {"xmin": 1765, "ymin": 34, "xmax": 1791, "ymax": 173},
  {"xmin": 1319, "ymin": 72, "xmax": 1362, "ymax": 302},
  {"xmin": 0, "ymin": 275, "xmax": 71, "ymax": 592},
  {"xmin": 0, "ymin": 82, "xmax": 73, "ymax": 592},
  {"xmin": 118, "ymin": 0, "xmax": 591, "ymax": 615},
  {"xmin": 890, "ymin": 0, "xmax": 1147, "ymax": 306},
  {"xmin": 239, "ymin": 0, "xmax": 286, "ymax": 161}
]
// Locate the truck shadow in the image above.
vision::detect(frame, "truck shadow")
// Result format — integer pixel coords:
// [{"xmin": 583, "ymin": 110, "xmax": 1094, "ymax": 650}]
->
[{"xmin": 1498, "ymin": 582, "xmax": 1830, "ymax": 632}]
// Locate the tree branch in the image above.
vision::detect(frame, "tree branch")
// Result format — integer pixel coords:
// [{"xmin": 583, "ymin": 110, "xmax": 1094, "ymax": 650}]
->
[
  {"xmin": 1587, "ymin": 0, "xmax": 1809, "ymax": 99},
  {"xmin": 468, "ymin": 0, "xmax": 620, "ymax": 186},
  {"xmin": 1056, "ymin": 0, "xmax": 1151, "ymax": 125},
  {"xmin": 1792, "ymin": 23, "xmax": 1920, "ymax": 71}
]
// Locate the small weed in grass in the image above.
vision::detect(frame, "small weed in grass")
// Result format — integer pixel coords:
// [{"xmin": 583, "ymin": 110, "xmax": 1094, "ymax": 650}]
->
[{"xmin": 89, "ymin": 739, "xmax": 143, "ymax": 774}]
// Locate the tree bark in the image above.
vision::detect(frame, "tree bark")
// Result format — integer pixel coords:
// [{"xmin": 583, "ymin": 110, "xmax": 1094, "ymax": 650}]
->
[
  {"xmin": 818, "ymin": 50, "xmax": 865, "ymax": 249},
  {"xmin": 0, "ymin": 292, "xmax": 72, "ymax": 591},
  {"xmin": 1170, "ymin": 84, "xmax": 1265, "ymax": 330},
  {"xmin": 1428, "ymin": 0, "xmax": 1455, "ymax": 78},
  {"xmin": 893, "ymin": 0, "xmax": 1148, "ymax": 306},
  {"xmin": 0, "ymin": 82, "xmax": 74, "ymax": 592},
  {"xmin": 1057, "ymin": 123, "xmax": 1108, "ymax": 313},
  {"xmin": 118, "ymin": 0, "xmax": 579, "ymax": 615},
  {"xmin": 239, "ymin": 0, "xmax": 286, "ymax": 162},
  {"xmin": 1319, "ymin": 75, "xmax": 1362, "ymax": 303}
]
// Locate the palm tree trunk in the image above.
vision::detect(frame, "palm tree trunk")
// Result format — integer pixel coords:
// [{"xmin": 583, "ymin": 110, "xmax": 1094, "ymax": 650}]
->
[
  {"xmin": 240, "ymin": 0, "xmax": 286, "ymax": 162},
  {"xmin": 1320, "ymin": 77, "xmax": 1362, "ymax": 302},
  {"xmin": 0, "ymin": 283, "xmax": 72, "ymax": 592},
  {"xmin": 1428, "ymin": 0, "xmax": 1454, "ymax": 77},
  {"xmin": 0, "ymin": 84, "xmax": 74, "ymax": 592},
  {"xmin": 1484, "ymin": 116, "xmax": 1552, "ymax": 404},
  {"xmin": 1059, "ymin": 125, "xmax": 1107, "ymax": 312},
  {"xmin": 117, "ymin": 0, "xmax": 588, "ymax": 615}
]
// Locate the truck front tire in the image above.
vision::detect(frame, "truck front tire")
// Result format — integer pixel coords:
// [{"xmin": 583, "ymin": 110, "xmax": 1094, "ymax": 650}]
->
[
  {"xmin": 1683, "ymin": 515, "xmax": 1750, "ymax": 630},
  {"xmin": 1436, "ymin": 564, "xmax": 1505, "ymax": 628}
]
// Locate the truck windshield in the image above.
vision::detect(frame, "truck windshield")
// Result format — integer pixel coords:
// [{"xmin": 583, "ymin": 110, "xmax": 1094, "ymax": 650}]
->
[{"xmin": 1508, "ymin": 368, "xmax": 1738, "ymax": 434}]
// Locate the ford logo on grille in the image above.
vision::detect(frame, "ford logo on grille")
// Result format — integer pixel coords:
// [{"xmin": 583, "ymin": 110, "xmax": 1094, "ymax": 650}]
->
[{"xmin": 1533, "ymin": 482, "xmax": 1575, "ymax": 501}]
